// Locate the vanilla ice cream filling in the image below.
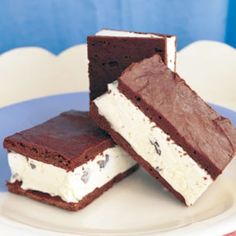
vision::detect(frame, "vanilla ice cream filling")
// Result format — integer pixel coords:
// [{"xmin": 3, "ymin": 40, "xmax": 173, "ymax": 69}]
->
[
  {"xmin": 96, "ymin": 29, "xmax": 176, "ymax": 72},
  {"xmin": 94, "ymin": 82, "xmax": 213, "ymax": 206},
  {"xmin": 8, "ymin": 145, "xmax": 136, "ymax": 203}
]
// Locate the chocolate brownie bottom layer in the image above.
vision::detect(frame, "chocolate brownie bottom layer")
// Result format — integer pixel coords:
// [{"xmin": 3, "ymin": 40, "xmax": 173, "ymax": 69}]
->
[
  {"xmin": 7, "ymin": 164, "xmax": 138, "ymax": 211},
  {"xmin": 90, "ymin": 103, "xmax": 186, "ymax": 205}
]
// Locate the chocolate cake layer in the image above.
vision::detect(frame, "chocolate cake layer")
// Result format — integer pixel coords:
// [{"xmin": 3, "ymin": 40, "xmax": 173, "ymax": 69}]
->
[
  {"xmin": 7, "ymin": 165, "xmax": 138, "ymax": 211},
  {"xmin": 118, "ymin": 54, "xmax": 236, "ymax": 179},
  {"xmin": 4, "ymin": 111, "xmax": 113, "ymax": 171},
  {"xmin": 88, "ymin": 29, "xmax": 176, "ymax": 100}
]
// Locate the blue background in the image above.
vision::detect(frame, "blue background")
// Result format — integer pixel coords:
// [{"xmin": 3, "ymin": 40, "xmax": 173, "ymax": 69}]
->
[{"xmin": 0, "ymin": 0, "xmax": 235, "ymax": 54}]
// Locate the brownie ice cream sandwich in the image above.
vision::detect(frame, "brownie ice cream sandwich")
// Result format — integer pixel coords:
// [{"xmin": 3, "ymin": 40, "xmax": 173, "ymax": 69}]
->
[
  {"xmin": 90, "ymin": 54, "xmax": 236, "ymax": 206},
  {"xmin": 88, "ymin": 29, "xmax": 176, "ymax": 100},
  {"xmin": 4, "ymin": 111, "xmax": 137, "ymax": 211}
]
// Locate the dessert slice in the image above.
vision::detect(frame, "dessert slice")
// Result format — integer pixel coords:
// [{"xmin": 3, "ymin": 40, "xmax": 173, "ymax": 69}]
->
[
  {"xmin": 88, "ymin": 29, "xmax": 176, "ymax": 99},
  {"xmin": 3, "ymin": 111, "xmax": 137, "ymax": 211},
  {"xmin": 90, "ymin": 54, "xmax": 236, "ymax": 206}
]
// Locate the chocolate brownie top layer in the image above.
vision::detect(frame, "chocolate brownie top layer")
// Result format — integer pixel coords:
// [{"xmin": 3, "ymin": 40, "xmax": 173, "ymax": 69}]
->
[
  {"xmin": 118, "ymin": 54, "xmax": 236, "ymax": 179},
  {"xmin": 4, "ymin": 111, "xmax": 113, "ymax": 171},
  {"xmin": 88, "ymin": 30, "xmax": 176, "ymax": 100}
]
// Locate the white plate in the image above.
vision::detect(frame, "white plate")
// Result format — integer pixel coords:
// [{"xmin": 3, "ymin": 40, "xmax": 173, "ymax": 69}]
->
[{"xmin": 0, "ymin": 41, "xmax": 236, "ymax": 235}]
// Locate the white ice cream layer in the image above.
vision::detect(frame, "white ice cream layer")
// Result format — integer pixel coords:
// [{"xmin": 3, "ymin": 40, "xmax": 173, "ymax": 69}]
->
[
  {"xmin": 96, "ymin": 29, "xmax": 176, "ymax": 71},
  {"xmin": 94, "ymin": 82, "xmax": 213, "ymax": 206},
  {"xmin": 8, "ymin": 146, "xmax": 136, "ymax": 203}
]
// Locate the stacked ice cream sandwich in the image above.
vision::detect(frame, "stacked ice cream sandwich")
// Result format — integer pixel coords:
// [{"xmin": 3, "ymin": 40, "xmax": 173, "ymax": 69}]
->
[{"xmin": 89, "ymin": 30, "xmax": 236, "ymax": 206}]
